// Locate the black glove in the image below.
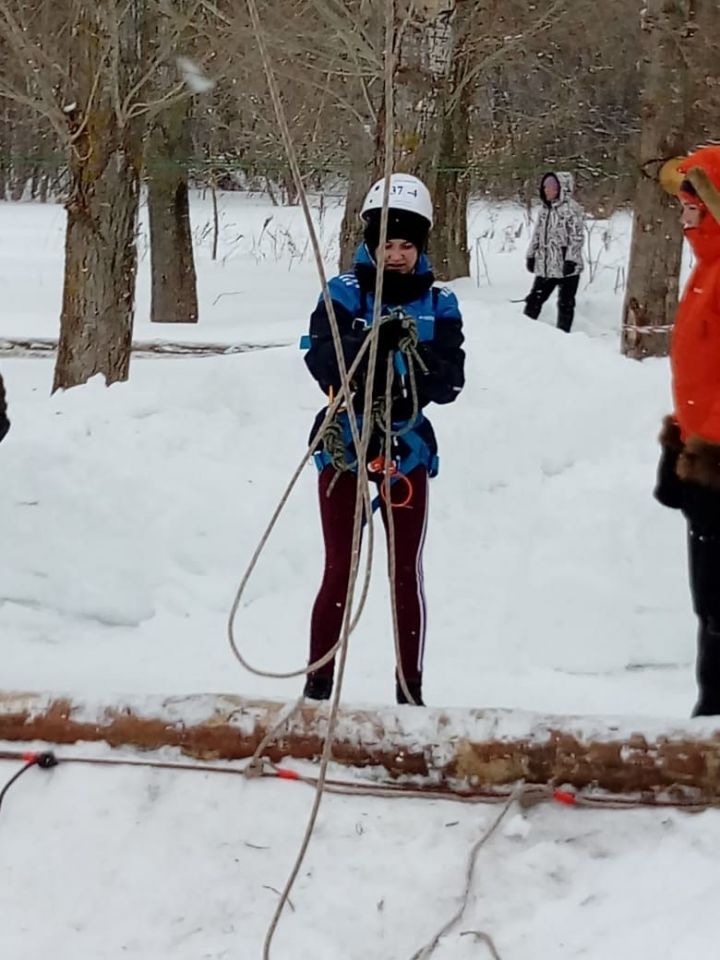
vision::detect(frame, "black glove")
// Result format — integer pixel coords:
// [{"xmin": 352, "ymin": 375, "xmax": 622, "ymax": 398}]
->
[
  {"xmin": 526, "ymin": 257, "xmax": 535, "ymax": 273},
  {"xmin": 654, "ymin": 445, "xmax": 684, "ymax": 510},
  {"xmin": 677, "ymin": 436, "xmax": 720, "ymax": 529},
  {"xmin": 562, "ymin": 260, "xmax": 576, "ymax": 277},
  {"xmin": 0, "ymin": 414, "xmax": 8, "ymax": 444},
  {"xmin": 360, "ymin": 313, "xmax": 415, "ymax": 399},
  {"xmin": 375, "ymin": 313, "xmax": 406, "ymax": 357}
]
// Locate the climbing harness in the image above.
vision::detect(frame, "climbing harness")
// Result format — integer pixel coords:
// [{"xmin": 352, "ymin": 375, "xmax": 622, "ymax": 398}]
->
[{"xmin": 309, "ymin": 307, "xmax": 437, "ymax": 511}]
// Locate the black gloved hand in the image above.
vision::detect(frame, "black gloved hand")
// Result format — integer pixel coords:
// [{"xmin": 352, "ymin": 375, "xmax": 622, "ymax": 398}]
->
[
  {"xmin": 0, "ymin": 414, "xmax": 8, "ymax": 444},
  {"xmin": 562, "ymin": 260, "xmax": 576, "ymax": 277},
  {"xmin": 360, "ymin": 313, "xmax": 412, "ymax": 399},
  {"xmin": 677, "ymin": 435, "xmax": 720, "ymax": 529},
  {"xmin": 654, "ymin": 417, "xmax": 684, "ymax": 510},
  {"xmin": 526, "ymin": 257, "xmax": 535, "ymax": 274},
  {"xmin": 654, "ymin": 445, "xmax": 684, "ymax": 510},
  {"xmin": 375, "ymin": 313, "xmax": 406, "ymax": 357}
]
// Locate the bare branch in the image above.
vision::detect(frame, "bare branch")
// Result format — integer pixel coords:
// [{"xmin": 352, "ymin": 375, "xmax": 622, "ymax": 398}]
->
[
  {"xmin": 448, "ymin": 0, "xmax": 570, "ymax": 113},
  {"xmin": 0, "ymin": 79, "xmax": 66, "ymax": 141}
]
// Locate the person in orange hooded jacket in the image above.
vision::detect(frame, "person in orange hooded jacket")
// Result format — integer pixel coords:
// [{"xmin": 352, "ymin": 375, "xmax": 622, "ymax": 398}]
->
[{"xmin": 655, "ymin": 144, "xmax": 720, "ymax": 716}]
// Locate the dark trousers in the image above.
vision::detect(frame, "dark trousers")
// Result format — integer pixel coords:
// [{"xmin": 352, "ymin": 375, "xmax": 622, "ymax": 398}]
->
[
  {"xmin": 524, "ymin": 275, "xmax": 580, "ymax": 332},
  {"xmin": 309, "ymin": 466, "xmax": 429, "ymax": 683},
  {"xmin": 688, "ymin": 522, "xmax": 720, "ymax": 716}
]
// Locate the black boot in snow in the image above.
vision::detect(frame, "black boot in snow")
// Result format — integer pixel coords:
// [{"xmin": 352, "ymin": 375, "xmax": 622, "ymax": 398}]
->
[
  {"xmin": 691, "ymin": 696, "xmax": 720, "ymax": 717},
  {"xmin": 303, "ymin": 673, "xmax": 333, "ymax": 701},
  {"xmin": 692, "ymin": 617, "xmax": 720, "ymax": 716},
  {"xmin": 396, "ymin": 675, "xmax": 425, "ymax": 706}
]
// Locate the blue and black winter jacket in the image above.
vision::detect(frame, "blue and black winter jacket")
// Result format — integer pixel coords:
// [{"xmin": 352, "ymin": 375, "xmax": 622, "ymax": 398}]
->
[{"xmin": 303, "ymin": 244, "xmax": 465, "ymax": 476}]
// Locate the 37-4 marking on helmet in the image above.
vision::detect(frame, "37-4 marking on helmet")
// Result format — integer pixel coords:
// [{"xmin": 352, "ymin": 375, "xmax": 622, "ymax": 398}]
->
[{"xmin": 373, "ymin": 183, "xmax": 418, "ymax": 197}]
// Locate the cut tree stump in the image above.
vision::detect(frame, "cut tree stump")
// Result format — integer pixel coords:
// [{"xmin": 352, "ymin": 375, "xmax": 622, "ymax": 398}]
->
[{"xmin": 2, "ymin": 691, "xmax": 720, "ymax": 802}]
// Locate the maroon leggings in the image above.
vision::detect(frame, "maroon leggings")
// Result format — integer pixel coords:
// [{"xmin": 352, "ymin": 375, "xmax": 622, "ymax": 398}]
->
[{"xmin": 309, "ymin": 466, "xmax": 429, "ymax": 682}]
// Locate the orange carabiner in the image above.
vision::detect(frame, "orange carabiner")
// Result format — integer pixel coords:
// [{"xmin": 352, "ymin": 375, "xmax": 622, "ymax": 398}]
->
[{"xmin": 368, "ymin": 456, "xmax": 397, "ymax": 477}]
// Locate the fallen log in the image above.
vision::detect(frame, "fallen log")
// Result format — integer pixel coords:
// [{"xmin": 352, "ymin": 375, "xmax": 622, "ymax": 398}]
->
[
  {"xmin": 0, "ymin": 337, "xmax": 285, "ymax": 358},
  {"xmin": 1, "ymin": 690, "xmax": 719, "ymax": 802}
]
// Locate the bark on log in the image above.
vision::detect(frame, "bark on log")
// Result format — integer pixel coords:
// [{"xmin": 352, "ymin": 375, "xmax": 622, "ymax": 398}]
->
[
  {"xmin": 2, "ymin": 691, "xmax": 720, "ymax": 802},
  {"xmin": 0, "ymin": 338, "xmax": 283, "ymax": 359}
]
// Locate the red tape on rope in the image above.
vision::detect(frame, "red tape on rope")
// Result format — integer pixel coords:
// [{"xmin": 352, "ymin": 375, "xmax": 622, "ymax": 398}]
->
[{"xmin": 275, "ymin": 768, "xmax": 301, "ymax": 781}]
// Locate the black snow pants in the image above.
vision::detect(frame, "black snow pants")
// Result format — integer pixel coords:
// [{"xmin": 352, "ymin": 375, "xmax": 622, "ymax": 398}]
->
[
  {"xmin": 655, "ymin": 443, "xmax": 720, "ymax": 716},
  {"xmin": 524, "ymin": 275, "xmax": 580, "ymax": 333},
  {"xmin": 688, "ymin": 517, "xmax": 720, "ymax": 716}
]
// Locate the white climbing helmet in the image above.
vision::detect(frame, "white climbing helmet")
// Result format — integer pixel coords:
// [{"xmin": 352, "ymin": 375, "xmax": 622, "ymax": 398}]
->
[{"xmin": 360, "ymin": 173, "xmax": 433, "ymax": 227}]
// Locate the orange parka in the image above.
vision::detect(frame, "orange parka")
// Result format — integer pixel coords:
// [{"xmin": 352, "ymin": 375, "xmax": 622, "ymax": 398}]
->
[{"xmin": 672, "ymin": 146, "xmax": 720, "ymax": 444}]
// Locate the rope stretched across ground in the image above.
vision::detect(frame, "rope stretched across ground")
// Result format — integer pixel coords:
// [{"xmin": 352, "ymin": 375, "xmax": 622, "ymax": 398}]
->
[{"xmin": 2, "ymin": 748, "xmax": 713, "ymax": 957}]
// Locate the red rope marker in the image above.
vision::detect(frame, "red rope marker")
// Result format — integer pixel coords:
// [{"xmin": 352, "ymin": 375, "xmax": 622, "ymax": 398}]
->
[
  {"xmin": 275, "ymin": 768, "xmax": 301, "ymax": 781},
  {"xmin": 553, "ymin": 789, "xmax": 578, "ymax": 806}
]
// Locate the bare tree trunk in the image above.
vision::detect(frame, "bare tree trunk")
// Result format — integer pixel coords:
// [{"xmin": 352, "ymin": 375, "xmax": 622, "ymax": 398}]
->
[
  {"xmin": 430, "ymin": 14, "xmax": 471, "ymax": 280},
  {"xmin": 489, "ymin": 65, "xmax": 512, "ymax": 153},
  {"xmin": 283, "ymin": 172, "xmax": 299, "ymax": 205},
  {"xmin": 0, "ymin": 107, "xmax": 7, "ymax": 200},
  {"xmin": 147, "ymin": 98, "xmax": 199, "ymax": 324},
  {"xmin": 8, "ymin": 107, "xmax": 32, "ymax": 201},
  {"xmin": 54, "ymin": 136, "xmax": 141, "ymax": 391},
  {"xmin": 53, "ymin": 3, "xmax": 146, "ymax": 392},
  {"xmin": 621, "ymin": 0, "xmax": 694, "ymax": 359},
  {"xmin": 370, "ymin": 2, "xmax": 462, "ymax": 274},
  {"xmin": 431, "ymin": 143, "xmax": 470, "ymax": 279},
  {"xmin": 210, "ymin": 170, "xmax": 219, "ymax": 261},
  {"xmin": 338, "ymin": 130, "xmax": 373, "ymax": 272},
  {"xmin": 29, "ymin": 163, "xmax": 41, "ymax": 199},
  {"xmin": 374, "ymin": 1, "xmax": 456, "ymax": 187},
  {"xmin": 38, "ymin": 171, "xmax": 50, "ymax": 204}
]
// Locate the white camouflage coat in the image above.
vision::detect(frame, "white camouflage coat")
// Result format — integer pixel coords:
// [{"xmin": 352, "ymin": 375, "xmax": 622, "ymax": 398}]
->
[{"xmin": 526, "ymin": 172, "xmax": 585, "ymax": 279}]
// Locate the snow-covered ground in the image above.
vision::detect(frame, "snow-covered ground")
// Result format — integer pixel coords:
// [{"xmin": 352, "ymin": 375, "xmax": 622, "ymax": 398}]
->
[
  {"xmin": 1, "ymin": 191, "xmax": 712, "ymax": 960},
  {"xmin": 2, "ymin": 747, "xmax": 718, "ymax": 960},
  {"xmin": 0, "ymin": 191, "xmax": 692, "ymax": 715}
]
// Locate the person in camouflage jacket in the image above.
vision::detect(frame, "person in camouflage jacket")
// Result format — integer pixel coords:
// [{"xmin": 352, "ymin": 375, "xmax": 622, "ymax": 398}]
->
[{"xmin": 524, "ymin": 171, "xmax": 585, "ymax": 333}]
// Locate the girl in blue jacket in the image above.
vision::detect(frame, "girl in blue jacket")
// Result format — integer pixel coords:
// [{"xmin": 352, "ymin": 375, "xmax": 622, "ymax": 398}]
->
[{"xmin": 303, "ymin": 174, "xmax": 465, "ymax": 705}]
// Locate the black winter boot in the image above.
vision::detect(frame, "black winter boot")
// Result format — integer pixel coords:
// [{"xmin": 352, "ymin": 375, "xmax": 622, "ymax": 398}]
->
[
  {"xmin": 303, "ymin": 673, "xmax": 333, "ymax": 701},
  {"xmin": 556, "ymin": 276, "xmax": 579, "ymax": 332},
  {"xmin": 689, "ymin": 524, "xmax": 720, "ymax": 716},
  {"xmin": 692, "ymin": 617, "xmax": 720, "ymax": 716},
  {"xmin": 396, "ymin": 675, "xmax": 425, "ymax": 706}
]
